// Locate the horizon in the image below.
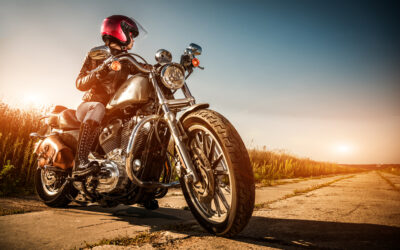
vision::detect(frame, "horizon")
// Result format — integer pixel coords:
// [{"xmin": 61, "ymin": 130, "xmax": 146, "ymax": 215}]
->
[
  {"xmin": 3, "ymin": 96, "xmax": 400, "ymax": 165},
  {"xmin": 0, "ymin": 0, "xmax": 399, "ymax": 164}
]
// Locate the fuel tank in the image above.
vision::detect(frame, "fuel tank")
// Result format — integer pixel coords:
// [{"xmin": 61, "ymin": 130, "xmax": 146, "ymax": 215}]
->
[{"xmin": 106, "ymin": 74, "xmax": 154, "ymax": 111}]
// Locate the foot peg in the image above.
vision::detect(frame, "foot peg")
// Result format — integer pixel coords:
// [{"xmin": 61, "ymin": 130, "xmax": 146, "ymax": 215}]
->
[{"xmin": 72, "ymin": 161, "xmax": 100, "ymax": 178}]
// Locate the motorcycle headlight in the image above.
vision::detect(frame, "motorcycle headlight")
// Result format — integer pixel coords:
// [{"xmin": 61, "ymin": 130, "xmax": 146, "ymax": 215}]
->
[{"xmin": 160, "ymin": 63, "xmax": 185, "ymax": 90}]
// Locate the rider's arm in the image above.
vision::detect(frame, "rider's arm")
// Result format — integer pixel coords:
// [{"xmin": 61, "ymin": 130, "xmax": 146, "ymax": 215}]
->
[{"xmin": 76, "ymin": 54, "xmax": 102, "ymax": 91}]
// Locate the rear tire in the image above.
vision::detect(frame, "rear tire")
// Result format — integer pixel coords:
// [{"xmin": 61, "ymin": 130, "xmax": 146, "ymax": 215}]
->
[
  {"xmin": 180, "ymin": 109, "xmax": 255, "ymax": 237},
  {"xmin": 34, "ymin": 167, "xmax": 77, "ymax": 207}
]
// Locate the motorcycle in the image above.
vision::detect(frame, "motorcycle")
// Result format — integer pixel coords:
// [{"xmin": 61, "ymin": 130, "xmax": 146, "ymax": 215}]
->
[{"xmin": 30, "ymin": 43, "xmax": 255, "ymax": 237}]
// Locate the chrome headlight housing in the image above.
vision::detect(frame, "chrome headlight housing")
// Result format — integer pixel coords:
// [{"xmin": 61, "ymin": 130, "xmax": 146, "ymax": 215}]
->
[{"xmin": 160, "ymin": 63, "xmax": 185, "ymax": 90}]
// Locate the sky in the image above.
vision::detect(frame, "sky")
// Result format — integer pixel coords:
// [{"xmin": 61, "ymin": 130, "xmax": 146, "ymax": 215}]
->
[{"xmin": 0, "ymin": 0, "xmax": 399, "ymax": 164}]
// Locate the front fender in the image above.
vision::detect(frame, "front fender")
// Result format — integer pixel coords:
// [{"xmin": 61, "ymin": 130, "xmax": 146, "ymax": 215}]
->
[{"xmin": 178, "ymin": 103, "xmax": 209, "ymax": 123}]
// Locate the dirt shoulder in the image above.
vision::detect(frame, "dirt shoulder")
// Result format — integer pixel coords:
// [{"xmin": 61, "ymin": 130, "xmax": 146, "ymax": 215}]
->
[{"xmin": 0, "ymin": 195, "xmax": 48, "ymax": 216}]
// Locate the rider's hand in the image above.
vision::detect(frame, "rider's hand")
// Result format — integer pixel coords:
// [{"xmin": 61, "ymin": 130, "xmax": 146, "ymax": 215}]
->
[
  {"xmin": 96, "ymin": 65, "xmax": 110, "ymax": 79},
  {"xmin": 142, "ymin": 64, "xmax": 153, "ymax": 71}
]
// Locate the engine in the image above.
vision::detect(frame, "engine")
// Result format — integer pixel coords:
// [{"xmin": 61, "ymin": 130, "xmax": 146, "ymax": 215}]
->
[
  {"xmin": 73, "ymin": 115, "xmax": 151, "ymax": 195},
  {"xmin": 95, "ymin": 116, "xmax": 149, "ymax": 193},
  {"xmin": 73, "ymin": 157, "xmax": 129, "ymax": 194},
  {"xmin": 99, "ymin": 116, "xmax": 149, "ymax": 156}
]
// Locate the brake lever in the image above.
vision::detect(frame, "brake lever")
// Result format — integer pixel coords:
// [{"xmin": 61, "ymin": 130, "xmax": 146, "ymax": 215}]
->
[{"xmin": 198, "ymin": 66, "xmax": 205, "ymax": 70}]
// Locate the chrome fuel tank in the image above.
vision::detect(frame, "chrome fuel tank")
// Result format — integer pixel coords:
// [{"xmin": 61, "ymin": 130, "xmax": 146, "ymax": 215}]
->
[{"xmin": 106, "ymin": 74, "xmax": 153, "ymax": 111}]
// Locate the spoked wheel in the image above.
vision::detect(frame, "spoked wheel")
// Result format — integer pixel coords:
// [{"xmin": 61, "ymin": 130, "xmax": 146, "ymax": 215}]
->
[
  {"xmin": 34, "ymin": 166, "xmax": 77, "ymax": 207},
  {"xmin": 180, "ymin": 109, "xmax": 255, "ymax": 237},
  {"xmin": 187, "ymin": 127, "xmax": 232, "ymax": 223}
]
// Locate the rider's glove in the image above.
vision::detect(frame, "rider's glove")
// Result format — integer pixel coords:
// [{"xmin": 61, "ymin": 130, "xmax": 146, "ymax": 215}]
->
[
  {"xmin": 141, "ymin": 64, "xmax": 153, "ymax": 71},
  {"xmin": 96, "ymin": 65, "xmax": 110, "ymax": 80}
]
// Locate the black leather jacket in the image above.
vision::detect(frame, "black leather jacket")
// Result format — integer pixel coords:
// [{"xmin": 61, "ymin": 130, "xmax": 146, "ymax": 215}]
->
[{"xmin": 76, "ymin": 46, "xmax": 147, "ymax": 105}]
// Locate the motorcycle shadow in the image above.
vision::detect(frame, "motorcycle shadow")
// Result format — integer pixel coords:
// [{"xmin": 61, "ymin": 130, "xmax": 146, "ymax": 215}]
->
[
  {"xmin": 61, "ymin": 205, "xmax": 399, "ymax": 249},
  {"xmin": 67, "ymin": 203, "xmax": 199, "ymax": 232}
]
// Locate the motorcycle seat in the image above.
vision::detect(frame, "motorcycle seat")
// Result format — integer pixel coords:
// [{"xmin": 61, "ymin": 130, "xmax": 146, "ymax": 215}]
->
[
  {"xmin": 50, "ymin": 105, "xmax": 68, "ymax": 114},
  {"xmin": 48, "ymin": 108, "xmax": 81, "ymax": 130}
]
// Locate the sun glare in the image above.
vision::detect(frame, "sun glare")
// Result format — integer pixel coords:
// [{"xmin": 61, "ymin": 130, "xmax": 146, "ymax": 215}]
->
[
  {"xmin": 23, "ymin": 93, "xmax": 45, "ymax": 107},
  {"xmin": 335, "ymin": 144, "xmax": 354, "ymax": 154}
]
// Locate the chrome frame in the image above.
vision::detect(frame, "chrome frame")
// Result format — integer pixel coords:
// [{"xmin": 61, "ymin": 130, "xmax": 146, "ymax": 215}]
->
[
  {"xmin": 149, "ymin": 71, "xmax": 200, "ymax": 183},
  {"xmin": 119, "ymin": 54, "xmax": 201, "ymax": 184}
]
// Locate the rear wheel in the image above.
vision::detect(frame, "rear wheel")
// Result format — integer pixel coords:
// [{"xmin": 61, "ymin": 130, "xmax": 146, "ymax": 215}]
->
[
  {"xmin": 34, "ymin": 166, "xmax": 77, "ymax": 207},
  {"xmin": 180, "ymin": 109, "xmax": 255, "ymax": 237}
]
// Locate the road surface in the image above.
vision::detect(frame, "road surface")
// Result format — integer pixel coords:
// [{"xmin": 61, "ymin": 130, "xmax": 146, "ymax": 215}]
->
[{"xmin": 0, "ymin": 171, "xmax": 399, "ymax": 249}]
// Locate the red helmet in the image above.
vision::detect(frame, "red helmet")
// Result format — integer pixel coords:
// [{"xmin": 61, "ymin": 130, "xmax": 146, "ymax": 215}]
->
[{"xmin": 101, "ymin": 15, "xmax": 139, "ymax": 47}]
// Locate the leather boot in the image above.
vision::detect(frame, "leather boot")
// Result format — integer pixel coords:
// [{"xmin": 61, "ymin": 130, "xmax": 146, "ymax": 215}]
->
[{"xmin": 73, "ymin": 120, "xmax": 101, "ymax": 177}]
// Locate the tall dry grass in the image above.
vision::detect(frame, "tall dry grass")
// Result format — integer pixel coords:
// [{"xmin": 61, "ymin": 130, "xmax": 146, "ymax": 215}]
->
[
  {"xmin": 0, "ymin": 101, "xmax": 46, "ymax": 195},
  {"xmin": 0, "ymin": 101, "xmax": 362, "ymax": 195},
  {"xmin": 249, "ymin": 148, "xmax": 362, "ymax": 185},
  {"xmin": 380, "ymin": 166, "xmax": 400, "ymax": 176}
]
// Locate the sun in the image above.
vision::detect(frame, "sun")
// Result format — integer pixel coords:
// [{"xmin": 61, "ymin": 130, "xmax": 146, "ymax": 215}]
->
[
  {"xmin": 335, "ymin": 144, "xmax": 354, "ymax": 154},
  {"xmin": 23, "ymin": 93, "xmax": 45, "ymax": 106}
]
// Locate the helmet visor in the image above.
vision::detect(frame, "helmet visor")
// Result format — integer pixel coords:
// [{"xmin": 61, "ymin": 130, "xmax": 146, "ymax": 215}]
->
[{"xmin": 130, "ymin": 17, "xmax": 148, "ymax": 42}]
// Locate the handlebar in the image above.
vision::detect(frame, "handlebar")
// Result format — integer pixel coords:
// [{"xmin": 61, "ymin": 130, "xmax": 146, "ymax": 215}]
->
[
  {"xmin": 115, "ymin": 54, "xmax": 151, "ymax": 74},
  {"xmin": 88, "ymin": 54, "xmax": 151, "ymax": 75},
  {"xmin": 87, "ymin": 56, "xmax": 113, "ymax": 75}
]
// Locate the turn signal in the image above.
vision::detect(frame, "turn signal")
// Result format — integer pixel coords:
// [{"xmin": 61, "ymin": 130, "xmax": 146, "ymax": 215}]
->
[
  {"xmin": 192, "ymin": 58, "xmax": 200, "ymax": 67},
  {"xmin": 110, "ymin": 60, "xmax": 121, "ymax": 71}
]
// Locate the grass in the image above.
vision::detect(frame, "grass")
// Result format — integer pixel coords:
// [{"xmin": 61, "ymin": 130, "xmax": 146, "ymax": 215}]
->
[
  {"xmin": 0, "ymin": 101, "xmax": 48, "ymax": 196},
  {"xmin": 254, "ymin": 175, "xmax": 355, "ymax": 210},
  {"xmin": 249, "ymin": 148, "xmax": 362, "ymax": 186},
  {"xmin": 82, "ymin": 223, "xmax": 199, "ymax": 249},
  {"xmin": 83, "ymin": 231, "xmax": 161, "ymax": 249},
  {"xmin": 0, "ymin": 207, "xmax": 28, "ymax": 216},
  {"xmin": 379, "ymin": 166, "xmax": 400, "ymax": 176},
  {"xmin": 0, "ymin": 100, "xmax": 363, "ymax": 196}
]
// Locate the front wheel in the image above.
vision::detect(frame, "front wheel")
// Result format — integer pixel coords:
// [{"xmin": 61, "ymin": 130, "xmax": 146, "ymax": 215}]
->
[{"xmin": 180, "ymin": 109, "xmax": 255, "ymax": 237}]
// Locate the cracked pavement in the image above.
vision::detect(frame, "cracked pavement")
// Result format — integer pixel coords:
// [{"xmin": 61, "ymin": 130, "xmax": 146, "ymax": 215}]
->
[{"xmin": 0, "ymin": 171, "xmax": 399, "ymax": 249}]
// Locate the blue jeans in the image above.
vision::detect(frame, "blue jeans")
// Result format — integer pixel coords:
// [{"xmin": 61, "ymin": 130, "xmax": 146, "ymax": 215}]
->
[{"xmin": 76, "ymin": 102, "xmax": 105, "ymax": 124}]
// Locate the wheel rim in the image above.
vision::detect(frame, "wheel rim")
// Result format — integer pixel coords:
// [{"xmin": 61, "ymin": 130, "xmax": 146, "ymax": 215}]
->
[
  {"xmin": 186, "ymin": 125, "xmax": 232, "ymax": 223},
  {"xmin": 41, "ymin": 169, "xmax": 63, "ymax": 196}
]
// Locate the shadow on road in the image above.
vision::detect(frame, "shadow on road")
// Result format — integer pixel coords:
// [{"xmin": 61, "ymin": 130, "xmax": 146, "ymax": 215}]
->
[
  {"xmin": 65, "ymin": 205, "xmax": 399, "ymax": 249},
  {"xmin": 238, "ymin": 216, "xmax": 400, "ymax": 249},
  {"xmin": 68, "ymin": 204, "xmax": 195, "ymax": 229}
]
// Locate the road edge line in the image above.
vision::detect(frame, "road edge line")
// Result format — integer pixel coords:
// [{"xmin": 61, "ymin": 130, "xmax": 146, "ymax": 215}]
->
[
  {"xmin": 376, "ymin": 171, "xmax": 400, "ymax": 193},
  {"xmin": 254, "ymin": 175, "xmax": 355, "ymax": 210}
]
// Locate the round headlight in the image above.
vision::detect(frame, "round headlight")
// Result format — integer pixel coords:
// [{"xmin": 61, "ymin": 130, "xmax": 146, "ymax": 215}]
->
[{"xmin": 160, "ymin": 63, "xmax": 185, "ymax": 90}]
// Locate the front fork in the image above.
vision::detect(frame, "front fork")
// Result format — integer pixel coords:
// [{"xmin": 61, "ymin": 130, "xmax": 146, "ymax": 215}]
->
[{"xmin": 149, "ymin": 73, "xmax": 200, "ymax": 184}]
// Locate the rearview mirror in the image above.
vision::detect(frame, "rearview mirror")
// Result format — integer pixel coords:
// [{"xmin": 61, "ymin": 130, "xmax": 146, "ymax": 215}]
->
[
  {"xmin": 89, "ymin": 45, "xmax": 111, "ymax": 60},
  {"xmin": 188, "ymin": 43, "xmax": 202, "ymax": 56}
]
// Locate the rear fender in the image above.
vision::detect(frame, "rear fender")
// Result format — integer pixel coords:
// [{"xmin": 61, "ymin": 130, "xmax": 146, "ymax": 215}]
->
[{"xmin": 34, "ymin": 135, "xmax": 74, "ymax": 170}]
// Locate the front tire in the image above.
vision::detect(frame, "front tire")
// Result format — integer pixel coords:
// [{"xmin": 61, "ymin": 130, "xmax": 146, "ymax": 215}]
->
[
  {"xmin": 34, "ymin": 167, "xmax": 77, "ymax": 207},
  {"xmin": 180, "ymin": 109, "xmax": 255, "ymax": 237}
]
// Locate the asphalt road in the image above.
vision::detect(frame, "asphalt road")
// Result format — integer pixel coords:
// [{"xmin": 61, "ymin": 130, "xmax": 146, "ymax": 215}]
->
[{"xmin": 0, "ymin": 171, "xmax": 399, "ymax": 249}]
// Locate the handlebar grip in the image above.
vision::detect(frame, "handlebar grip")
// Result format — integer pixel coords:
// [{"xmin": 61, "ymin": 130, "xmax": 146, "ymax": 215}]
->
[{"xmin": 87, "ymin": 57, "xmax": 113, "ymax": 75}]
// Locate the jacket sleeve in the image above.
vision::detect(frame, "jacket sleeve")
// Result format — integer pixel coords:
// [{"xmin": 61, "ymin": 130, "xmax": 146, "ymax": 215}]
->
[{"xmin": 75, "ymin": 54, "xmax": 99, "ymax": 91}]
